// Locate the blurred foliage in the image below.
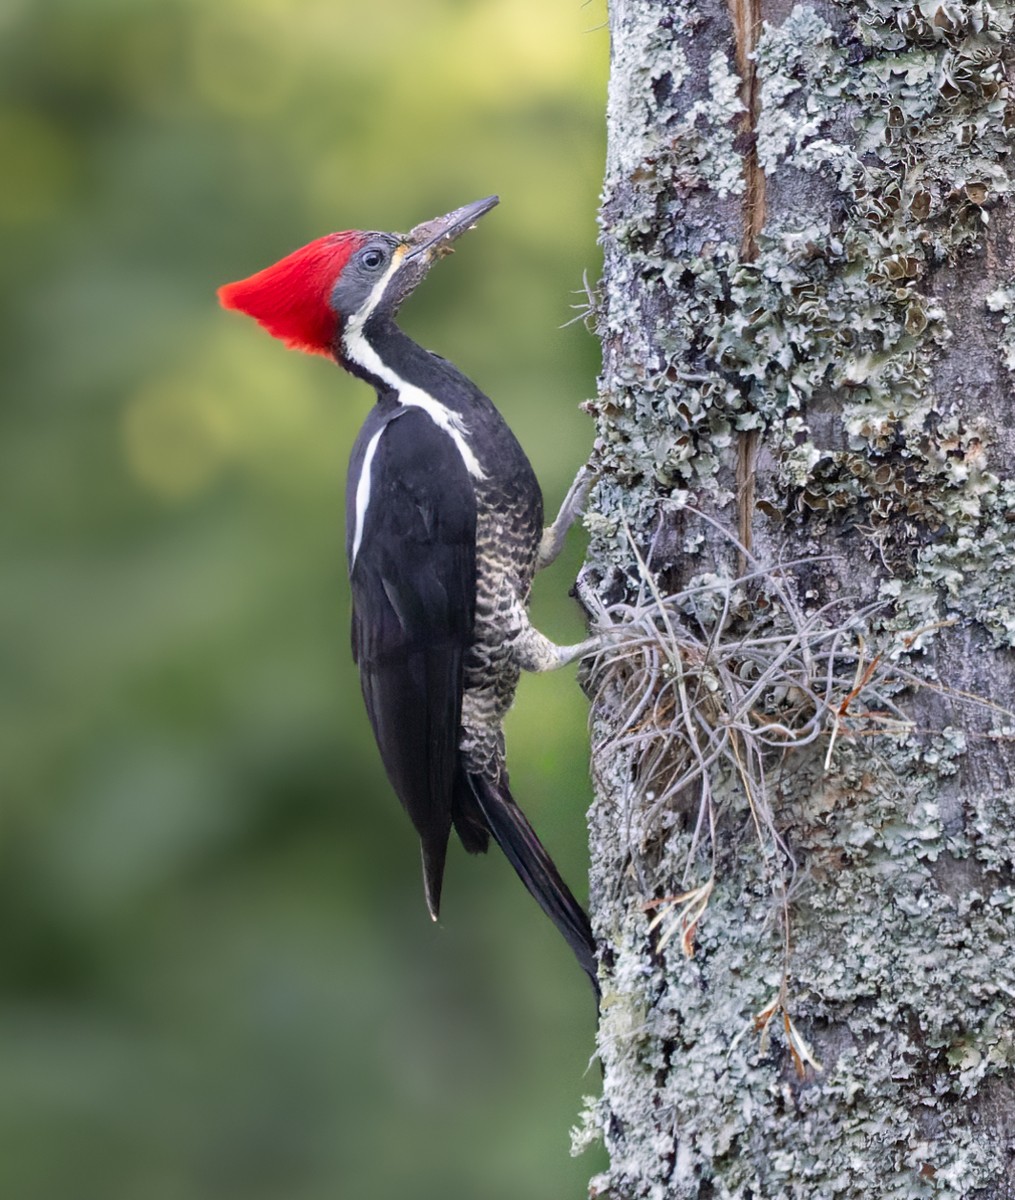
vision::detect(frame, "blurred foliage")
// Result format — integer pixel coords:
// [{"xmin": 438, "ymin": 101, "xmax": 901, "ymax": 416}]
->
[{"xmin": 0, "ymin": 0, "xmax": 609, "ymax": 1197}]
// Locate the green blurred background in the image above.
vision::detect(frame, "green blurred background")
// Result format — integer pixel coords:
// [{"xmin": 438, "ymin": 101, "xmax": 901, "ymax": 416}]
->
[{"xmin": 0, "ymin": 1, "xmax": 608, "ymax": 1197}]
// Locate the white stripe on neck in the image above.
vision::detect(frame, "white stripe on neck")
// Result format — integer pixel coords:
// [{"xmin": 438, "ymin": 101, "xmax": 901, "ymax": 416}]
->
[{"xmin": 342, "ymin": 258, "xmax": 486, "ymax": 482}]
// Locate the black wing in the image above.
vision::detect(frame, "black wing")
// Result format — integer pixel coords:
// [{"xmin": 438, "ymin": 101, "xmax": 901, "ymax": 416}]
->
[{"xmin": 346, "ymin": 405, "xmax": 477, "ymax": 918}]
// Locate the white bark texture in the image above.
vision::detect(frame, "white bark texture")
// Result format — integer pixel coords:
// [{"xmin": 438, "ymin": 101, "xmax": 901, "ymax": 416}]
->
[{"xmin": 574, "ymin": 0, "xmax": 1015, "ymax": 1196}]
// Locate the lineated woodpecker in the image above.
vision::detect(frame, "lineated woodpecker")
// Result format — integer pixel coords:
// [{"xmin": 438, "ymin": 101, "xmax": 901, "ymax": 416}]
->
[{"xmin": 218, "ymin": 197, "xmax": 598, "ymax": 990}]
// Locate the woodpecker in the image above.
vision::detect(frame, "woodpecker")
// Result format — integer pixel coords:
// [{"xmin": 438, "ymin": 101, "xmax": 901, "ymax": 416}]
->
[{"xmin": 218, "ymin": 196, "xmax": 598, "ymax": 991}]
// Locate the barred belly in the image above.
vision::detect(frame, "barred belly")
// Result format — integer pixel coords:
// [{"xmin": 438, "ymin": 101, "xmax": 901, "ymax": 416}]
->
[{"xmin": 459, "ymin": 499, "xmax": 539, "ymax": 779}]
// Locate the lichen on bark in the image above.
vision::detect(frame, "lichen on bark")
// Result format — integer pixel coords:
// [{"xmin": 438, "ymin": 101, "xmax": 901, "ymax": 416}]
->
[{"xmin": 578, "ymin": 0, "xmax": 1015, "ymax": 1196}]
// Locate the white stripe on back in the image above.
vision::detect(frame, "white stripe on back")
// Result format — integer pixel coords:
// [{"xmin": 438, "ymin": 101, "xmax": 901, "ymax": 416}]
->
[{"xmin": 350, "ymin": 426, "xmax": 385, "ymax": 567}]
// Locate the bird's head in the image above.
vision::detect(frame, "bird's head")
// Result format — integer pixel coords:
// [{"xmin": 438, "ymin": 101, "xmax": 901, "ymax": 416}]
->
[{"xmin": 218, "ymin": 195, "xmax": 499, "ymax": 358}]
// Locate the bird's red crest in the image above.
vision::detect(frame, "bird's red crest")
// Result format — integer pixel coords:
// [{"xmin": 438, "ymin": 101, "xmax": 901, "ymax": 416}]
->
[{"xmin": 217, "ymin": 232, "xmax": 368, "ymax": 357}]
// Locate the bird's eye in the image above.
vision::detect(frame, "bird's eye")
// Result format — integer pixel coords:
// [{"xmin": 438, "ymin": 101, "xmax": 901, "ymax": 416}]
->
[{"xmin": 360, "ymin": 247, "xmax": 386, "ymax": 271}]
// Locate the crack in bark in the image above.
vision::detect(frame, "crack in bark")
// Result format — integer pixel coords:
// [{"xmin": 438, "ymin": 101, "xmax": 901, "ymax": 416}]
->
[
  {"xmin": 727, "ymin": 0, "xmax": 766, "ymax": 260},
  {"xmin": 727, "ymin": 0, "xmax": 765, "ymax": 563}
]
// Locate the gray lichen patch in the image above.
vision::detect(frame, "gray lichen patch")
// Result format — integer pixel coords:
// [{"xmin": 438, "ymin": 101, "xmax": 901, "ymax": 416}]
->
[
  {"xmin": 604, "ymin": 0, "xmax": 744, "ymax": 205},
  {"xmin": 883, "ymin": 479, "xmax": 1015, "ymax": 645},
  {"xmin": 754, "ymin": 7, "xmax": 853, "ymax": 180},
  {"xmin": 985, "ymin": 282, "xmax": 1015, "ymax": 376}
]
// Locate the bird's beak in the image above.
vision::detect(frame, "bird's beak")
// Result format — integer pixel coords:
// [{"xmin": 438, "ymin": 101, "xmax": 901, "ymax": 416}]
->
[
  {"xmin": 379, "ymin": 196, "xmax": 498, "ymax": 316},
  {"xmin": 404, "ymin": 195, "xmax": 499, "ymax": 263}
]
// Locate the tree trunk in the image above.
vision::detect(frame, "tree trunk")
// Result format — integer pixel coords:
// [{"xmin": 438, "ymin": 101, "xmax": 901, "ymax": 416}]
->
[{"xmin": 574, "ymin": 0, "xmax": 1015, "ymax": 1195}]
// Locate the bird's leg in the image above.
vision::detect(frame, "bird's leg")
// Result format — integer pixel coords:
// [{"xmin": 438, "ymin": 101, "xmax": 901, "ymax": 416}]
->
[
  {"xmin": 521, "ymin": 466, "xmax": 607, "ymax": 670},
  {"xmin": 512, "ymin": 618, "xmax": 602, "ymax": 674},
  {"xmin": 536, "ymin": 465, "xmax": 595, "ymax": 572}
]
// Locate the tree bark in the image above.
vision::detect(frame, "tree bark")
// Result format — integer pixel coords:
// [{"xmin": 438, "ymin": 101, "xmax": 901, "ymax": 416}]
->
[{"xmin": 574, "ymin": 0, "xmax": 1015, "ymax": 1195}]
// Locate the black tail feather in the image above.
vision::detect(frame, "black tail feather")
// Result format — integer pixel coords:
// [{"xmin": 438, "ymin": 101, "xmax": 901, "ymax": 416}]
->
[{"xmin": 463, "ymin": 770, "xmax": 599, "ymax": 995}]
